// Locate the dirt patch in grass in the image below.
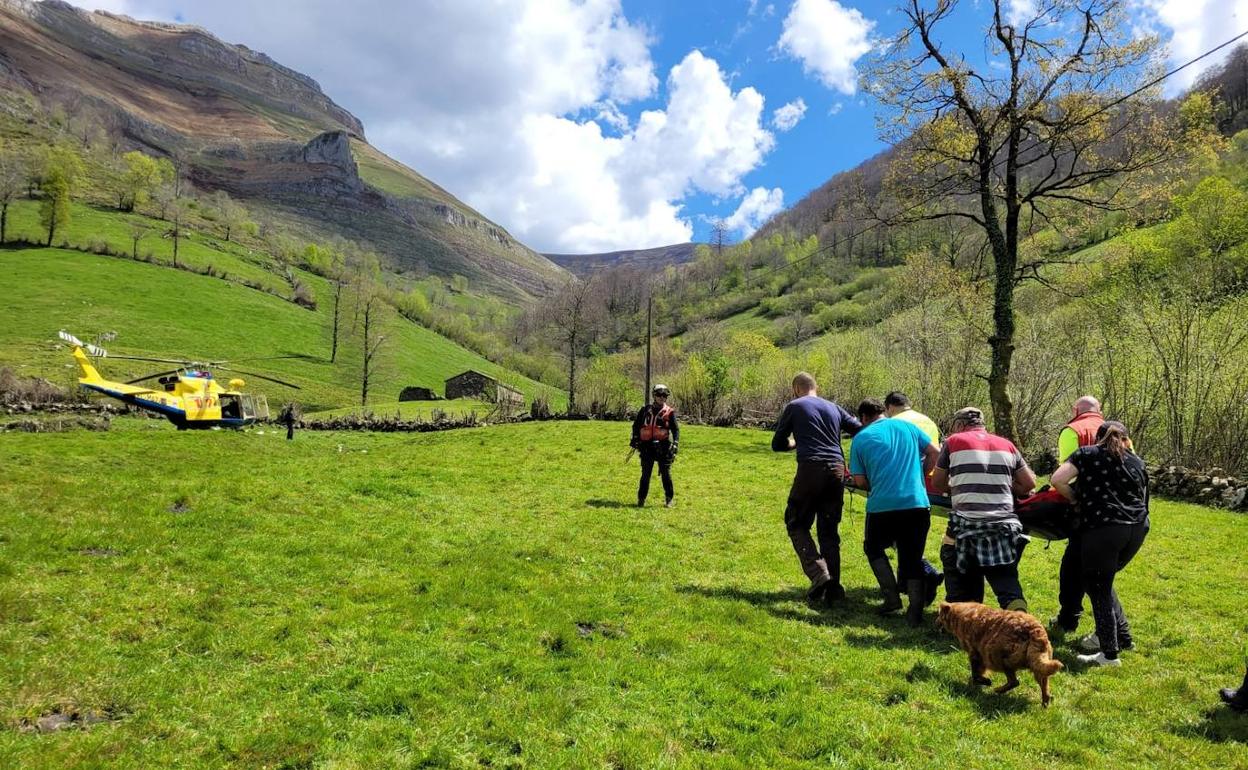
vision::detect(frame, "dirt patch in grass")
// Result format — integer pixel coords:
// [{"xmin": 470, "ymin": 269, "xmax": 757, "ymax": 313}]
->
[{"xmin": 17, "ymin": 705, "xmax": 125, "ymax": 733}]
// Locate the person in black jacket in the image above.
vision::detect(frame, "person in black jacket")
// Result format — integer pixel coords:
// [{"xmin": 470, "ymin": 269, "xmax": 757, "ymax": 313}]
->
[
  {"xmin": 631, "ymin": 384, "xmax": 679, "ymax": 508},
  {"xmin": 1050, "ymin": 421, "xmax": 1149, "ymax": 667}
]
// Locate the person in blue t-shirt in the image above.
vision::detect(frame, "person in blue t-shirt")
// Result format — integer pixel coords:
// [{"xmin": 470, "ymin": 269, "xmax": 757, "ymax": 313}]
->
[{"xmin": 849, "ymin": 398, "xmax": 940, "ymax": 625}]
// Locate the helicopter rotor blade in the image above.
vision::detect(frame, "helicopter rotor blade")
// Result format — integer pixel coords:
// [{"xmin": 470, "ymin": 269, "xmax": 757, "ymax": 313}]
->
[
  {"xmin": 59, "ymin": 330, "xmax": 109, "ymax": 358},
  {"xmin": 103, "ymin": 355, "xmax": 196, "ymax": 365},
  {"xmin": 215, "ymin": 366, "xmax": 302, "ymax": 389},
  {"xmin": 125, "ymin": 369, "xmax": 185, "ymax": 385},
  {"xmin": 210, "ymin": 353, "xmax": 320, "ymax": 365}
]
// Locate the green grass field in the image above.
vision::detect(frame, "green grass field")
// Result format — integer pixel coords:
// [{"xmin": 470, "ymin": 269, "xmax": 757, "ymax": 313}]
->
[
  {"xmin": 0, "ymin": 420, "xmax": 1244, "ymax": 768},
  {"xmin": 0, "ymin": 247, "xmax": 560, "ymax": 412}
]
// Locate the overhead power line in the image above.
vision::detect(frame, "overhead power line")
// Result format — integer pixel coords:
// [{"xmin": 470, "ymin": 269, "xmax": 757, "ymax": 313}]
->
[{"xmin": 743, "ymin": 27, "xmax": 1248, "ymax": 288}]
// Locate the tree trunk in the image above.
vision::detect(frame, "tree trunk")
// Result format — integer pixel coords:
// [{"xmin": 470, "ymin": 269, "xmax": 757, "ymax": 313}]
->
[
  {"xmin": 46, "ymin": 211, "xmax": 55, "ymax": 247},
  {"xmin": 567, "ymin": 330, "xmax": 577, "ymax": 414},
  {"xmin": 1, "ymin": 203, "xmax": 6, "ymax": 244},
  {"xmin": 172, "ymin": 224, "xmax": 180, "ymax": 268},
  {"xmin": 331, "ymin": 282, "xmax": 342, "ymax": 363},
  {"xmin": 976, "ymin": 140, "xmax": 1019, "ymax": 444}
]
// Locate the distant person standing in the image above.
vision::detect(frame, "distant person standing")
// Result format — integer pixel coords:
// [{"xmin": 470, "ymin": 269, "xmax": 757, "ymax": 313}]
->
[
  {"xmin": 1050, "ymin": 395, "xmax": 1107, "ymax": 637},
  {"xmin": 931, "ymin": 407, "xmax": 1036, "ymax": 611},
  {"xmin": 849, "ymin": 398, "xmax": 940, "ymax": 625},
  {"xmin": 631, "ymin": 384, "xmax": 679, "ymax": 508},
  {"xmin": 771, "ymin": 372, "xmax": 863, "ymax": 604}
]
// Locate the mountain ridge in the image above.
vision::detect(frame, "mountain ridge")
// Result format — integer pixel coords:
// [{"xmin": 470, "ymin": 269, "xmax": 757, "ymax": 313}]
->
[{"xmin": 0, "ymin": 0, "xmax": 569, "ymax": 300}]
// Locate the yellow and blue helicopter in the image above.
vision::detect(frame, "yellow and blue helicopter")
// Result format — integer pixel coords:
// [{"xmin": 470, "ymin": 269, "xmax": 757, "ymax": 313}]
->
[{"xmin": 60, "ymin": 331, "xmax": 301, "ymax": 430}]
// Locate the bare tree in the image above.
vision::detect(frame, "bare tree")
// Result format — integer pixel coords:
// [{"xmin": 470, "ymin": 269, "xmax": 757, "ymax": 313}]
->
[
  {"xmin": 0, "ymin": 149, "xmax": 24, "ymax": 244},
  {"xmin": 866, "ymin": 0, "xmax": 1176, "ymax": 441},
  {"xmin": 545, "ymin": 277, "xmax": 601, "ymax": 413},
  {"xmin": 359, "ymin": 287, "xmax": 386, "ymax": 407}
]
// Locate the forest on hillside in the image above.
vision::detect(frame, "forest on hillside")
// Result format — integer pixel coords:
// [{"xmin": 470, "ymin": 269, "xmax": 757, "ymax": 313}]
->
[{"xmin": 516, "ymin": 36, "xmax": 1248, "ymax": 476}]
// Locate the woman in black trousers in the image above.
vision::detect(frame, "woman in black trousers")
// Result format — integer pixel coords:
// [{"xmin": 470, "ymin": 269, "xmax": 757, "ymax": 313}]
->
[{"xmin": 1050, "ymin": 421, "xmax": 1149, "ymax": 667}]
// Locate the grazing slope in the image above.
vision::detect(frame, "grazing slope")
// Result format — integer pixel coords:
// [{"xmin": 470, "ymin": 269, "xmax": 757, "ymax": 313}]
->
[
  {"xmin": 0, "ymin": 247, "xmax": 556, "ymax": 411},
  {"xmin": 0, "ymin": 421, "xmax": 1244, "ymax": 767},
  {"xmin": 0, "ymin": 0, "xmax": 568, "ymax": 299}
]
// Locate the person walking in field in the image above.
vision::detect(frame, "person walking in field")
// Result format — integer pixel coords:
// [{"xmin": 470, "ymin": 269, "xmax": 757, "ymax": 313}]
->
[
  {"xmin": 771, "ymin": 372, "xmax": 862, "ymax": 604},
  {"xmin": 849, "ymin": 398, "xmax": 940, "ymax": 625},
  {"xmin": 1049, "ymin": 421, "xmax": 1149, "ymax": 667},
  {"xmin": 931, "ymin": 407, "xmax": 1036, "ymax": 611},
  {"xmin": 631, "ymin": 384, "xmax": 679, "ymax": 508},
  {"xmin": 1049, "ymin": 396, "xmax": 1108, "ymax": 636},
  {"xmin": 883, "ymin": 390, "xmax": 946, "ymax": 603}
]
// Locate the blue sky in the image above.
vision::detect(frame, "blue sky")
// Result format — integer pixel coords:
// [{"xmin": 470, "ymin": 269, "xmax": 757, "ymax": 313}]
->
[{"xmin": 76, "ymin": 0, "xmax": 1248, "ymax": 253}]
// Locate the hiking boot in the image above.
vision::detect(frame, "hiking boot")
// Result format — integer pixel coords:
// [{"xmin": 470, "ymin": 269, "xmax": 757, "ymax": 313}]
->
[
  {"xmin": 1077, "ymin": 651, "xmax": 1122, "ymax": 667},
  {"xmin": 1220, "ymin": 688, "xmax": 1247, "ymax": 711},
  {"xmin": 1077, "ymin": 632, "xmax": 1134, "ymax": 653},
  {"xmin": 905, "ymin": 579, "xmax": 926, "ymax": 627},
  {"xmin": 868, "ymin": 558, "xmax": 902, "ymax": 615},
  {"xmin": 822, "ymin": 583, "xmax": 847, "ymax": 605},
  {"xmin": 664, "ymin": 498, "xmax": 674, "ymax": 508},
  {"xmin": 636, "ymin": 498, "xmax": 646, "ymax": 508},
  {"xmin": 806, "ymin": 578, "xmax": 831, "ymax": 603},
  {"xmin": 1047, "ymin": 616, "xmax": 1077, "ymax": 639},
  {"xmin": 1220, "ymin": 669, "xmax": 1248, "ymax": 711},
  {"xmin": 1076, "ymin": 633, "xmax": 1101, "ymax": 653},
  {"xmin": 923, "ymin": 570, "xmax": 944, "ymax": 607}
]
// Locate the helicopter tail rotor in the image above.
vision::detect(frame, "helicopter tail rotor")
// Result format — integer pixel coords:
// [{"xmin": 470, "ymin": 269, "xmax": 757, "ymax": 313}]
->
[{"xmin": 58, "ymin": 330, "xmax": 108, "ymax": 358}]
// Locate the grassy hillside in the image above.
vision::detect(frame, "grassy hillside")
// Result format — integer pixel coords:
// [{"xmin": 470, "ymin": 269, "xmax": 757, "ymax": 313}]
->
[
  {"xmin": 0, "ymin": 420, "xmax": 1244, "ymax": 767},
  {"xmin": 0, "ymin": 246, "xmax": 561, "ymax": 412}
]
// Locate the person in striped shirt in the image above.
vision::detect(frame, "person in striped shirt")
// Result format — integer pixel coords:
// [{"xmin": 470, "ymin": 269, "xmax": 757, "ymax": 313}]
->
[{"xmin": 930, "ymin": 407, "xmax": 1037, "ymax": 611}]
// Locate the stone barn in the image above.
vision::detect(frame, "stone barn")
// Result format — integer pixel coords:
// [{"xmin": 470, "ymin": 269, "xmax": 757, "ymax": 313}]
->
[
  {"xmin": 398, "ymin": 386, "xmax": 439, "ymax": 402},
  {"xmin": 444, "ymin": 370, "xmax": 524, "ymax": 407}
]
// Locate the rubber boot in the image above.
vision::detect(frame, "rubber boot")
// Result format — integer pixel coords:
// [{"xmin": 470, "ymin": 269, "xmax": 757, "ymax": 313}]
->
[
  {"xmin": 921, "ymin": 558, "xmax": 944, "ymax": 607},
  {"xmin": 823, "ymin": 550, "xmax": 845, "ymax": 604},
  {"xmin": 869, "ymin": 558, "xmax": 903, "ymax": 614},
  {"xmin": 905, "ymin": 579, "xmax": 926, "ymax": 627},
  {"xmin": 1221, "ymin": 667, "xmax": 1248, "ymax": 712}
]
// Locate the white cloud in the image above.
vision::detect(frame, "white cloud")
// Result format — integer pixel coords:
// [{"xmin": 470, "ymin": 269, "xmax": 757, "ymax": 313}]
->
[
  {"xmin": 778, "ymin": 0, "xmax": 875, "ymax": 94},
  {"xmin": 1004, "ymin": 0, "xmax": 1039, "ymax": 25},
  {"xmin": 829, "ymin": 101, "xmax": 844, "ymax": 115},
  {"xmin": 1138, "ymin": 0, "xmax": 1248, "ymax": 94},
  {"xmin": 60, "ymin": 1, "xmax": 784, "ymax": 253},
  {"xmin": 724, "ymin": 186, "xmax": 784, "ymax": 236},
  {"xmin": 772, "ymin": 97, "xmax": 808, "ymax": 131}
]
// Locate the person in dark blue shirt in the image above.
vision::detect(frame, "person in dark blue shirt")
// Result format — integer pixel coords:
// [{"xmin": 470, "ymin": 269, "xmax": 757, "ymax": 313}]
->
[{"xmin": 771, "ymin": 372, "xmax": 862, "ymax": 604}]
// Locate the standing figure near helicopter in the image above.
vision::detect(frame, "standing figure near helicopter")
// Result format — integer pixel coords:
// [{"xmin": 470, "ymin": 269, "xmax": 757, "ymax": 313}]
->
[{"xmin": 631, "ymin": 384, "xmax": 680, "ymax": 508}]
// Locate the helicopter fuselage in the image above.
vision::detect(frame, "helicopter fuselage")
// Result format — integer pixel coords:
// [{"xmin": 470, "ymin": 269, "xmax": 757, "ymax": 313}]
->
[{"xmin": 72, "ymin": 347, "xmax": 269, "ymax": 429}]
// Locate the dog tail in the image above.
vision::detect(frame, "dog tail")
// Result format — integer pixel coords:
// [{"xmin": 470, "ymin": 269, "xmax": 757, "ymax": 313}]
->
[
  {"xmin": 1035, "ymin": 656, "xmax": 1064, "ymax": 676},
  {"xmin": 1027, "ymin": 627, "xmax": 1064, "ymax": 675}
]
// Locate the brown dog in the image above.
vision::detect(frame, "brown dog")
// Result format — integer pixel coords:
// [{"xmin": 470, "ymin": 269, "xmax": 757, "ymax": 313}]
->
[{"xmin": 937, "ymin": 601, "xmax": 1064, "ymax": 707}]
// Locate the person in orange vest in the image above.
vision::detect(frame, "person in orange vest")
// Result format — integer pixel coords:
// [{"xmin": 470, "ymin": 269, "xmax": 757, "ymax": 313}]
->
[
  {"xmin": 631, "ymin": 384, "xmax": 679, "ymax": 508},
  {"xmin": 1050, "ymin": 395, "xmax": 1106, "ymax": 637}
]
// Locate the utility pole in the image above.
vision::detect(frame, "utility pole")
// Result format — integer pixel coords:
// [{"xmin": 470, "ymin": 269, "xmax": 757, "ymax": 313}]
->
[{"xmin": 644, "ymin": 294, "xmax": 652, "ymax": 404}]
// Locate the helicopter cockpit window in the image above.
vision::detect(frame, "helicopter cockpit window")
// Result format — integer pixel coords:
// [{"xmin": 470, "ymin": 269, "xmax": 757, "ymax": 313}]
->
[{"xmin": 220, "ymin": 394, "xmax": 243, "ymax": 419}]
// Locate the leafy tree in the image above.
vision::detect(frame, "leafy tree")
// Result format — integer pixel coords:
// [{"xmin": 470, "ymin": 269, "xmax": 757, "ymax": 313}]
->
[
  {"xmin": 208, "ymin": 189, "xmax": 252, "ymax": 242},
  {"xmin": 866, "ymin": 0, "xmax": 1176, "ymax": 442},
  {"xmin": 118, "ymin": 151, "xmax": 174, "ymax": 212},
  {"xmin": 38, "ymin": 146, "xmax": 82, "ymax": 247}
]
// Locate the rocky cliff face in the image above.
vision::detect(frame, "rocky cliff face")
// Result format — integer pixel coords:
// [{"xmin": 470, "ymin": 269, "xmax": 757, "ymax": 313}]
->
[
  {"xmin": 0, "ymin": 0, "xmax": 364, "ymax": 139},
  {"xmin": 0, "ymin": 0, "xmax": 569, "ymax": 299}
]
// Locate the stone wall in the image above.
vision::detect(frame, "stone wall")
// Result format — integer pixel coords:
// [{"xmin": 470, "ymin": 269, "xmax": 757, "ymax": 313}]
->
[{"xmin": 1149, "ymin": 465, "xmax": 1248, "ymax": 511}]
